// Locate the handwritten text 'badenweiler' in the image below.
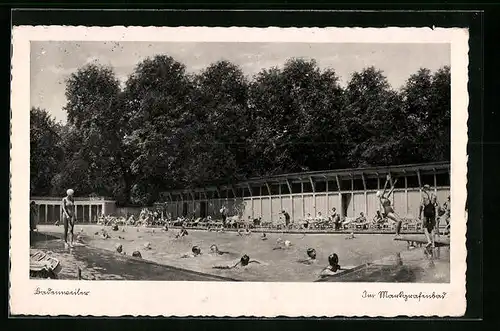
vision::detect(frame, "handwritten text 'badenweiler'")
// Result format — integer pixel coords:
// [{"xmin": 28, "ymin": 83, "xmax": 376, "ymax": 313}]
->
[
  {"xmin": 34, "ymin": 287, "xmax": 90, "ymax": 296},
  {"xmin": 362, "ymin": 290, "xmax": 446, "ymax": 301}
]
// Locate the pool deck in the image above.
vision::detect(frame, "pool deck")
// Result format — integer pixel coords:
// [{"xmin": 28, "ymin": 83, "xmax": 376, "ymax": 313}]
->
[{"xmin": 168, "ymin": 225, "xmax": 422, "ymax": 235}]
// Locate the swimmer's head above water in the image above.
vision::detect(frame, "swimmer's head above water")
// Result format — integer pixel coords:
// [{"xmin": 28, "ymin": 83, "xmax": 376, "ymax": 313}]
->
[
  {"xmin": 240, "ymin": 254, "xmax": 250, "ymax": 266},
  {"xmin": 328, "ymin": 253, "xmax": 340, "ymax": 268},
  {"xmin": 192, "ymin": 245, "xmax": 201, "ymax": 256},
  {"xmin": 306, "ymin": 248, "xmax": 316, "ymax": 259},
  {"xmin": 210, "ymin": 244, "xmax": 218, "ymax": 253}
]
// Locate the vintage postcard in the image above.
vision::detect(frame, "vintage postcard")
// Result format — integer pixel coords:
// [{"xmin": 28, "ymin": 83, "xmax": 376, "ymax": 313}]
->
[{"xmin": 10, "ymin": 25, "xmax": 468, "ymax": 317}]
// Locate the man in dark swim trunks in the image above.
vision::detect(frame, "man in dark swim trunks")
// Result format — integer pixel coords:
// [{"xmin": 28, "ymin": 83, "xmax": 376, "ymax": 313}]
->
[
  {"xmin": 419, "ymin": 185, "xmax": 436, "ymax": 249},
  {"xmin": 220, "ymin": 206, "xmax": 228, "ymax": 228},
  {"xmin": 281, "ymin": 210, "xmax": 291, "ymax": 229}
]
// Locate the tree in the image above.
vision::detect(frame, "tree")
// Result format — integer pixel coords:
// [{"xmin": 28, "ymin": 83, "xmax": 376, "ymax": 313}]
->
[
  {"xmin": 63, "ymin": 63, "xmax": 130, "ymax": 202},
  {"xmin": 248, "ymin": 58, "xmax": 347, "ymax": 175},
  {"xmin": 428, "ymin": 66, "xmax": 451, "ymax": 161},
  {"xmin": 123, "ymin": 55, "xmax": 193, "ymax": 205},
  {"xmin": 343, "ymin": 66, "xmax": 407, "ymax": 167},
  {"xmin": 30, "ymin": 107, "xmax": 63, "ymax": 196},
  {"xmin": 401, "ymin": 66, "xmax": 451, "ymax": 162},
  {"xmin": 185, "ymin": 60, "xmax": 251, "ymax": 186}
]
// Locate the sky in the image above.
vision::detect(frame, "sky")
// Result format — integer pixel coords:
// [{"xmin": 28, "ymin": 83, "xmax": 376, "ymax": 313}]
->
[{"xmin": 31, "ymin": 41, "xmax": 450, "ymax": 123}]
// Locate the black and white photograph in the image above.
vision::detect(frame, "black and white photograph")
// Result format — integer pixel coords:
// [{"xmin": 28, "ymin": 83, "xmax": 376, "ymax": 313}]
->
[{"xmin": 11, "ymin": 26, "xmax": 468, "ymax": 317}]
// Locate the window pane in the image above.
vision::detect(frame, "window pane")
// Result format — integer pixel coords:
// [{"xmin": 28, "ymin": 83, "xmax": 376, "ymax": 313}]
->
[
  {"xmin": 436, "ymin": 173, "xmax": 450, "ymax": 186},
  {"xmin": 327, "ymin": 180, "xmax": 338, "ymax": 191},
  {"xmin": 315, "ymin": 181, "xmax": 326, "ymax": 192},
  {"xmin": 353, "ymin": 178, "xmax": 364, "ymax": 191},
  {"xmin": 421, "ymin": 174, "xmax": 435, "ymax": 188},
  {"xmin": 303, "ymin": 182, "xmax": 313, "ymax": 193},
  {"xmin": 365, "ymin": 177, "xmax": 378, "ymax": 190},
  {"xmin": 340, "ymin": 179, "xmax": 351, "ymax": 191},
  {"xmin": 270, "ymin": 184, "xmax": 280, "ymax": 195},
  {"xmin": 261, "ymin": 185, "xmax": 269, "ymax": 196},
  {"xmin": 393, "ymin": 177, "xmax": 405, "ymax": 189},
  {"xmin": 281, "ymin": 184, "xmax": 290, "ymax": 195},
  {"xmin": 292, "ymin": 183, "xmax": 302, "ymax": 194},
  {"xmin": 406, "ymin": 175, "xmax": 419, "ymax": 188}
]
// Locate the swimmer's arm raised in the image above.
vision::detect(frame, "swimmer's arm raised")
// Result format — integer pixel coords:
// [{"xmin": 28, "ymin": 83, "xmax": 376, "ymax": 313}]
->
[{"xmin": 386, "ymin": 179, "xmax": 398, "ymax": 198}]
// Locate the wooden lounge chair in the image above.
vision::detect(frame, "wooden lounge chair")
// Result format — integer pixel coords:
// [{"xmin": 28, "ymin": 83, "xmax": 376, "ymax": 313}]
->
[{"xmin": 30, "ymin": 250, "xmax": 61, "ymax": 279}]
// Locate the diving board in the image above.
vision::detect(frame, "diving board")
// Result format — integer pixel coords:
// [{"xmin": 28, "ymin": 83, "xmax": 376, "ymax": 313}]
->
[{"xmin": 395, "ymin": 234, "xmax": 450, "ymax": 247}]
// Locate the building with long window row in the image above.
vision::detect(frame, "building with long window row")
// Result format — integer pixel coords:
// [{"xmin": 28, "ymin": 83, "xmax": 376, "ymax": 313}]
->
[
  {"xmin": 156, "ymin": 162, "xmax": 450, "ymax": 223},
  {"xmin": 29, "ymin": 196, "xmax": 117, "ymax": 224}
]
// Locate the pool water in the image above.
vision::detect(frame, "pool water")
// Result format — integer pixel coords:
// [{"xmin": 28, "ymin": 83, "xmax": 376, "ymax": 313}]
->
[{"xmin": 34, "ymin": 225, "xmax": 450, "ymax": 282}]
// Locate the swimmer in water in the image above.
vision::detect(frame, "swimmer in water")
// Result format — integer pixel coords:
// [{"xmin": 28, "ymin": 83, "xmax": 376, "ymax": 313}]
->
[
  {"xmin": 175, "ymin": 227, "xmax": 189, "ymax": 239},
  {"xmin": 180, "ymin": 245, "xmax": 202, "ymax": 258},
  {"xmin": 209, "ymin": 244, "xmax": 233, "ymax": 256},
  {"xmin": 273, "ymin": 238, "xmax": 292, "ymax": 250},
  {"xmin": 319, "ymin": 253, "xmax": 355, "ymax": 277},
  {"xmin": 260, "ymin": 233, "xmax": 268, "ymax": 240},
  {"xmin": 298, "ymin": 248, "xmax": 318, "ymax": 265},
  {"xmin": 213, "ymin": 254, "xmax": 262, "ymax": 269},
  {"xmin": 345, "ymin": 232, "xmax": 355, "ymax": 240},
  {"xmin": 237, "ymin": 228, "xmax": 252, "ymax": 236},
  {"xmin": 376, "ymin": 175, "xmax": 403, "ymax": 238}
]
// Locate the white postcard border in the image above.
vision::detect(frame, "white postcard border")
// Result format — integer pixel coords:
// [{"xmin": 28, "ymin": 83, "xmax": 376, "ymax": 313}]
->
[{"xmin": 10, "ymin": 26, "xmax": 468, "ymax": 317}]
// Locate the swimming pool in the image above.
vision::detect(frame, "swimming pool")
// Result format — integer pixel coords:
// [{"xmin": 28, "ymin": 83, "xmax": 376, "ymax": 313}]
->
[{"xmin": 35, "ymin": 225, "xmax": 450, "ymax": 282}]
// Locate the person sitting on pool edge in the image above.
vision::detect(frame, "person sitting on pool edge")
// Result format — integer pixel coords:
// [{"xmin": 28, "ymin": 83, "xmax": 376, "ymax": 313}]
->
[
  {"xmin": 181, "ymin": 245, "xmax": 202, "ymax": 258},
  {"xmin": 212, "ymin": 254, "xmax": 262, "ymax": 269},
  {"xmin": 319, "ymin": 253, "xmax": 355, "ymax": 277},
  {"xmin": 298, "ymin": 248, "xmax": 318, "ymax": 265}
]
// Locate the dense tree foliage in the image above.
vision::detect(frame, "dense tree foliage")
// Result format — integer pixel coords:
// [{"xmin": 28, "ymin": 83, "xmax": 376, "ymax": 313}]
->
[
  {"xmin": 30, "ymin": 54, "xmax": 451, "ymax": 206},
  {"xmin": 30, "ymin": 107, "xmax": 63, "ymax": 196}
]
